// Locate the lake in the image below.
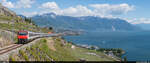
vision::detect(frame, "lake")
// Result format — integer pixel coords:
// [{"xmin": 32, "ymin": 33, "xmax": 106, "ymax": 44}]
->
[{"xmin": 64, "ymin": 31, "xmax": 150, "ymax": 61}]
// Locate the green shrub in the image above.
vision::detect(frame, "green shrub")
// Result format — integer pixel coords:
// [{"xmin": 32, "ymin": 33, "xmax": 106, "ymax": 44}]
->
[
  {"xmin": 24, "ymin": 54, "xmax": 29, "ymax": 61},
  {"xmin": 19, "ymin": 50, "xmax": 29, "ymax": 61},
  {"xmin": 40, "ymin": 39, "xmax": 47, "ymax": 43},
  {"xmin": 9, "ymin": 55, "xmax": 15, "ymax": 61}
]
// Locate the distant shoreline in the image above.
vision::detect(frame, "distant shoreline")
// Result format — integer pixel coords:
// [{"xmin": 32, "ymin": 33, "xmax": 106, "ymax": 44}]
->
[{"xmin": 67, "ymin": 41, "xmax": 125, "ymax": 61}]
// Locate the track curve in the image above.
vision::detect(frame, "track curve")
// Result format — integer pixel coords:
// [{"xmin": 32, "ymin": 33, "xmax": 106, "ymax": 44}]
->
[{"xmin": 0, "ymin": 44, "xmax": 23, "ymax": 55}]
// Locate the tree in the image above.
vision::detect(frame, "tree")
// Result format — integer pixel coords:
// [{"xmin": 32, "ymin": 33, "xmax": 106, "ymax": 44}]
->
[
  {"xmin": 97, "ymin": 48, "xmax": 105, "ymax": 52},
  {"xmin": 124, "ymin": 56, "xmax": 127, "ymax": 63},
  {"xmin": 25, "ymin": 17, "xmax": 32, "ymax": 23},
  {"xmin": 90, "ymin": 46, "xmax": 96, "ymax": 50},
  {"xmin": 49, "ymin": 27, "xmax": 53, "ymax": 30}
]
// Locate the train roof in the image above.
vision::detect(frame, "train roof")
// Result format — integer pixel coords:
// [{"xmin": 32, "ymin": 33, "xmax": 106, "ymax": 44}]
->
[{"xmin": 18, "ymin": 30, "xmax": 28, "ymax": 32}]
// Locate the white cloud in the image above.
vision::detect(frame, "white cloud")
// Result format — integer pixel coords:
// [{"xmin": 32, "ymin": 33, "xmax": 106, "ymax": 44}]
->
[
  {"xmin": 38, "ymin": 4, "xmax": 93, "ymax": 17},
  {"xmin": 37, "ymin": 2, "xmax": 134, "ymax": 18},
  {"xmin": 39, "ymin": 2, "xmax": 62, "ymax": 15},
  {"xmin": 123, "ymin": 18, "xmax": 150, "ymax": 24},
  {"xmin": 89, "ymin": 3, "xmax": 134, "ymax": 16},
  {"xmin": 62, "ymin": 5, "xmax": 93, "ymax": 17},
  {"xmin": 1, "ymin": 0, "xmax": 35, "ymax": 8},
  {"xmin": 39, "ymin": 2, "xmax": 93, "ymax": 16},
  {"xmin": 1, "ymin": 1, "xmax": 134, "ymax": 18},
  {"xmin": 22, "ymin": 11, "xmax": 38, "ymax": 17},
  {"xmin": 1, "ymin": 0, "xmax": 14, "ymax": 8},
  {"xmin": 4, "ymin": 1, "xmax": 149, "ymax": 24},
  {"xmin": 15, "ymin": 0, "xmax": 35, "ymax": 8},
  {"xmin": 39, "ymin": 2, "xmax": 59, "ymax": 9}
]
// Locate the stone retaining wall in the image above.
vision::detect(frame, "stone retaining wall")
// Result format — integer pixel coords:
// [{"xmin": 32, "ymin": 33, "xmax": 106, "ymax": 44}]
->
[{"xmin": 0, "ymin": 38, "xmax": 42, "ymax": 61}]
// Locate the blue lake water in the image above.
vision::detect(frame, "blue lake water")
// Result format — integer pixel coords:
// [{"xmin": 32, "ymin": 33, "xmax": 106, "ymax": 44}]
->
[{"xmin": 64, "ymin": 31, "xmax": 150, "ymax": 61}]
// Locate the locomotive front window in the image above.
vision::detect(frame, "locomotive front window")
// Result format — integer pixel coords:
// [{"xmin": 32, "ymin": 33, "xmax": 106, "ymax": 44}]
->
[{"xmin": 18, "ymin": 32, "xmax": 28, "ymax": 35}]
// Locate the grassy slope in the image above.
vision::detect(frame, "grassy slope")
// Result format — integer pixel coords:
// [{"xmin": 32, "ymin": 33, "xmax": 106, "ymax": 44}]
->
[
  {"xmin": 11, "ymin": 37, "xmax": 116, "ymax": 61},
  {"xmin": 0, "ymin": 15, "xmax": 52, "ymax": 33},
  {"xmin": 0, "ymin": 15, "xmax": 14, "ymax": 21},
  {"xmin": 0, "ymin": 21, "xmax": 51, "ymax": 33},
  {"xmin": 47, "ymin": 37, "xmax": 117, "ymax": 61}
]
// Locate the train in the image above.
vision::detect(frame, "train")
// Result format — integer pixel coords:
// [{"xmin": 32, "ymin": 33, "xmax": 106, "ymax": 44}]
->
[
  {"xmin": 17, "ymin": 30, "xmax": 53, "ymax": 44},
  {"xmin": 17, "ymin": 30, "xmax": 28, "ymax": 44}
]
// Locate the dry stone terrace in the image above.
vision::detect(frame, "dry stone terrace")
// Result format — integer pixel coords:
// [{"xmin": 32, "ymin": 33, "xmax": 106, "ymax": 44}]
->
[{"xmin": 0, "ymin": 38, "xmax": 42, "ymax": 61}]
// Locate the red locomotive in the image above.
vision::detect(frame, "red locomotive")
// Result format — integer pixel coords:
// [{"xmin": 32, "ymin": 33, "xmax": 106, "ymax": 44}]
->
[
  {"xmin": 17, "ymin": 30, "xmax": 53, "ymax": 44},
  {"xmin": 17, "ymin": 30, "xmax": 29, "ymax": 44}
]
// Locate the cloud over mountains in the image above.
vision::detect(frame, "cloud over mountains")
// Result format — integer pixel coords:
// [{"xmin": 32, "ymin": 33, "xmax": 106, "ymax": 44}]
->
[
  {"xmin": 38, "ymin": 2, "xmax": 134, "ymax": 17},
  {"xmin": 1, "ymin": 0, "xmax": 35, "ymax": 8},
  {"xmin": 1, "ymin": 0, "xmax": 150, "ymax": 24},
  {"xmin": 1, "ymin": 0, "xmax": 134, "ymax": 17}
]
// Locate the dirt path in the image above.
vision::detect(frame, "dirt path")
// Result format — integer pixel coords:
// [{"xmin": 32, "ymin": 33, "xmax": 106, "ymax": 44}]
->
[{"xmin": 46, "ymin": 38, "xmax": 56, "ymax": 51}]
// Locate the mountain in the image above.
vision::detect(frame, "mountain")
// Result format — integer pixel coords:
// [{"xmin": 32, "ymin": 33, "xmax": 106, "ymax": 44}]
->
[
  {"xmin": 135, "ymin": 23, "xmax": 150, "ymax": 30},
  {"xmin": 31, "ymin": 13, "xmax": 141, "ymax": 32}
]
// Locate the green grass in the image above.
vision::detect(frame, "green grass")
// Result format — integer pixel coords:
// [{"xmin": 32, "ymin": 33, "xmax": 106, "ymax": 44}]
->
[
  {"xmin": 37, "ymin": 38, "xmax": 116, "ymax": 61},
  {"xmin": 31, "ymin": 38, "xmax": 75, "ymax": 61},
  {"xmin": 25, "ymin": 41, "xmax": 51, "ymax": 61},
  {"xmin": 56, "ymin": 38, "xmax": 116, "ymax": 61},
  {"xmin": 0, "ymin": 14, "xmax": 22, "ymax": 21},
  {"xmin": 30, "ymin": 45, "xmax": 40, "ymax": 60},
  {"xmin": 19, "ymin": 50, "xmax": 29, "ymax": 61},
  {"xmin": 13, "ymin": 38, "xmax": 116, "ymax": 61},
  {"xmin": 0, "ymin": 18, "xmax": 52, "ymax": 33},
  {"xmin": 9, "ymin": 55, "xmax": 16, "ymax": 61},
  {"xmin": 0, "ymin": 15, "xmax": 12, "ymax": 20},
  {"xmin": 68, "ymin": 46, "xmax": 116, "ymax": 61}
]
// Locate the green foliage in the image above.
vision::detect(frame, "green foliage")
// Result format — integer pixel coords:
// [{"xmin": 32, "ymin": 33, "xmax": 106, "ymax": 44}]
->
[
  {"xmin": 40, "ymin": 39, "xmax": 47, "ymax": 43},
  {"xmin": 124, "ymin": 56, "xmax": 127, "ymax": 63},
  {"xmin": 24, "ymin": 17, "xmax": 38, "ymax": 26},
  {"xmin": 13, "ymin": 37, "xmax": 117, "ymax": 61},
  {"xmin": 24, "ymin": 54, "xmax": 29, "ymax": 61},
  {"xmin": 9, "ymin": 55, "xmax": 15, "ymax": 61},
  {"xmin": 97, "ymin": 48, "xmax": 124, "ymax": 57},
  {"xmin": 0, "ymin": 15, "xmax": 12, "ymax": 20},
  {"xmin": 36, "ymin": 37, "xmax": 116, "ymax": 61},
  {"xmin": 48, "ymin": 27, "xmax": 53, "ymax": 30},
  {"xmin": 90, "ymin": 46, "xmax": 96, "ymax": 50},
  {"xmin": 25, "ymin": 17, "xmax": 32, "ymax": 23},
  {"xmin": 19, "ymin": 50, "xmax": 29, "ymax": 61}
]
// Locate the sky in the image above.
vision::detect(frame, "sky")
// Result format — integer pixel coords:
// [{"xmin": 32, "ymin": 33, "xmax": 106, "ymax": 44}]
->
[{"xmin": 0, "ymin": 0, "xmax": 150, "ymax": 24}]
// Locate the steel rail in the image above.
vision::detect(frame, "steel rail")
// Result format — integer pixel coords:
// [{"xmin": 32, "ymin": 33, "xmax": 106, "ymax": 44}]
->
[{"xmin": 0, "ymin": 44, "xmax": 23, "ymax": 55}]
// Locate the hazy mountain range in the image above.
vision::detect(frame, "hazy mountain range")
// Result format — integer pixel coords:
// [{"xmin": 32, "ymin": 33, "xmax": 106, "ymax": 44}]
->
[
  {"xmin": 135, "ymin": 24, "xmax": 150, "ymax": 30},
  {"xmin": 30, "ymin": 13, "xmax": 141, "ymax": 32}
]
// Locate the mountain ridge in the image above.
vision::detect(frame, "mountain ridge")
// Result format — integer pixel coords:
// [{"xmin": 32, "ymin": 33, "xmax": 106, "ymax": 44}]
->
[
  {"xmin": 31, "ymin": 13, "xmax": 141, "ymax": 32},
  {"xmin": 135, "ymin": 23, "xmax": 150, "ymax": 30}
]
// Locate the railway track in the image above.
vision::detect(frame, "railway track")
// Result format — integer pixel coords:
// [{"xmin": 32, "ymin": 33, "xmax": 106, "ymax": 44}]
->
[
  {"xmin": 0, "ymin": 44, "xmax": 23, "ymax": 55},
  {"xmin": 0, "ymin": 31, "xmax": 76, "ymax": 55}
]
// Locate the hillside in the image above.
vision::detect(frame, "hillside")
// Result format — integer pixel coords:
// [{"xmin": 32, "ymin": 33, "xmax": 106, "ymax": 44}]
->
[
  {"xmin": 32, "ymin": 13, "xmax": 141, "ymax": 32},
  {"xmin": 0, "ymin": 4, "xmax": 118, "ymax": 61},
  {"xmin": 9, "ymin": 37, "xmax": 117, "ymax": 61},
  {"xmin": 0, "ymin": 3, "xmax": 52, "ymax": 48}
]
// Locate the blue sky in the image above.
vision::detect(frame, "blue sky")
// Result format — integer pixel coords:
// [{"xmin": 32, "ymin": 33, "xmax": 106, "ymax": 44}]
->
[{"xmin": 1, "ymin": 0, "xmax": 150, "ymax": 24}]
